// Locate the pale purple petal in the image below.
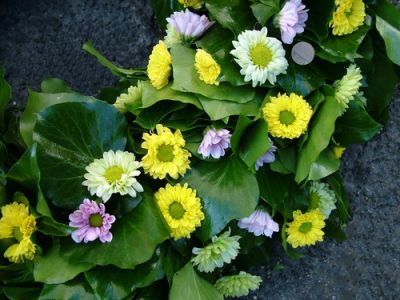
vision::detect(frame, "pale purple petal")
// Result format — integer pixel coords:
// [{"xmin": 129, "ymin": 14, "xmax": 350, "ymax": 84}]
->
[
  {"xmin": 238, "ymin": 209, "xmax": 279, "ymax": 238},
  {"xmin": 166, "ymin": 9, "xmax": 214, "ymax": 39},
  {"xmin": 198, "ymin": 128, "xmax": 231, "ymax": 159},
  {"xmin": 68, "ymin": 198, "xmax": 116, "ymax": 244},
  {"xmin": 278, "ymin": 0, "xmax": 309, "ymax": 44},
  {"xmin": 255, "ymin": 138, "xmax": 277, "ymax": 170}
]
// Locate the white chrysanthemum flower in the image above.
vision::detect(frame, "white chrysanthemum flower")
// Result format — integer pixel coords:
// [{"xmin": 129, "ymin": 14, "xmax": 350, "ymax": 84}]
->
[
  {"xmin": 83, "ymin": 150, "xmax": 144, "ymax": 202},
  {"xmin": 333, "ymin": 64, "xmax": 362, "ymax": 112},
  {"xmin": 114, "ymin": 81, "xmax": 143, "ymax": 113},
  {"xmin": 230, "ymin": 27, "xmax": 288, "ymax": 87},
  {"xmin": 308, "ymin": 181, "xmax": 337, "ymax": 219}
]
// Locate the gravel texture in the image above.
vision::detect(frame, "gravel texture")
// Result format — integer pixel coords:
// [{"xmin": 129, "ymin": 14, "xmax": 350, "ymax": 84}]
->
[{"xmin": 0, "ymin": 0, "xmax": 399, "ymax": 299}]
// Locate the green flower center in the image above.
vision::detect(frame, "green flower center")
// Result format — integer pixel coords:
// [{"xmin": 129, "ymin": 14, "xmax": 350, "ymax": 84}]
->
[
  {"xmin": 89, "ymin": 214, "xmax": 103, "ymax": 227},
  {"xmin": 279, "ymin": 110, "xmax": 295, "ymax": 125},
  {"xmin": 104, "ymin": 166, "xmax": 124, "ymax": 183},
  {"xmin": 250, "ymin": 44, "xmax": 273, "ymax": 67},
  {"xmin": 309, "ymin": 192, "xmax": 320, "ymax": 210},
  {"xmin": 169, "ymin": 202, "xmax": 185, "ymax": 220},
  {"xmin": 12, "ymin": 227, "xmax": 24, "ymax": 242},
  {"xmin": 299, "ymin": 222, "xmax": 312, "ymax": 234},
  {"xmin": 157, "ymin": 144, "xmax": 174, "ymax": 162}
]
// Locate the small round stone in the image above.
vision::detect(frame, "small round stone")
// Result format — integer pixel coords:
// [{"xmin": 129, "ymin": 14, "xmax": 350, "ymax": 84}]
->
[{"xmin": 291, "ymin": 42, "xmax": 315, "ymax": 65}]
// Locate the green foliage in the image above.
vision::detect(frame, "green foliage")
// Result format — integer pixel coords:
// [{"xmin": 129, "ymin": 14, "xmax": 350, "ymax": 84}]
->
[
  {"xmin": 33, "ymin": 101, "xmax": 127, "ymax": 209},
  {"xmin": 39, "ymin": 275, "xmax": 96, "ymax": 300},
  {"xmin": 250, "ymin": 0, "xmax": 280, "ymax": 26},
  {"xmin": 169, "ymin": 263, "xmax": 223, "ymax": 300},
  {"xmin": 205, "ymin": 0, "xmax": 256, "ymax": 34},
  {"xmin": 149, "ymin": 0, "xmax": 183, "ymax": 30},
  {"xmin": 303, "ymin": 0, "xmax": 335, "ymax": 39},
  {"xmin": 182, "ymin": 156, "xmax": 259, "ymax": 241}
]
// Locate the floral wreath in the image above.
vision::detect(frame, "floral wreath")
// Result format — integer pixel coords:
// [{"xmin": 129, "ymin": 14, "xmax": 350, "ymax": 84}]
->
[{"xmin": 0, "ymin": 0, "xmax": 399, "ymax": 299}]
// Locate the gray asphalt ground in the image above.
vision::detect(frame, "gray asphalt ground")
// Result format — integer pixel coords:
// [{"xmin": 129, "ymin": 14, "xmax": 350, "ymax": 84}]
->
[{"xmin": 0, "ymin": 1, "xmax": 399, "ymax": 299}]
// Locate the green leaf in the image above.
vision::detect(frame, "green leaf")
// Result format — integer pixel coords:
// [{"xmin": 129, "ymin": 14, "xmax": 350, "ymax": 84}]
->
[
  {"xmin": 295, "ymin": 89, "xmax": 343, "ymax": 183},
  {"xmin": 230, "ymin": 116, "xmax": 253, "ymax": 152},
  {"xmin": 326, "ymin": 172, "xmax": 350, "ymax": 222},
  {"xmin": 161, "ymin": 243, "xmax": 187, "ymax": 285},
  {"xmin": 308, "ymin": 148, "xmax": 340, "ymax": 181},
  {"xmin": 334, "ymin": 99, "xmax": 383, "ymax": 146},
  {"xmin": 39, "ymin": 276, "xmax": 96, "ymax": 300},
  {"xmin": 84, "ymin": 254, "xmax": 164, "ymax": 300},
  {"xmin": 3, "ymin": 287, "xmax": 41, "ymax": 300},
  {"xmin": 371, "ymin": 0, "xmax": 400, "ymax": 65},
  {"xmin": 239, "ymin": 120, "xmax": 271, "ymax": 171},
  {"xmin": 142, "ymin": 82, "xmax": 202, "ymax": 109},
  {"xmin": 205, "ymin": 0, "xmax": 256, "ymax": 34},
  {"xmin": 40, "ymin": 78, "xmax": 73, "ymax": 94},
  {"xmin": 149, "ymin": 0, "xmax": 183, "ymax": 30},
  {"xmin": 33, "ymin": 101, "xmax": 127, "ymax": 209},
  {"xmin": 198, "ymin": 95, "xmax": 262, "ymax": 121},
  {"xmin": 20, "ymin": 89, "xmax": 94, "ymax": 146},
  {"xmin": 0, "ymin": 67, "xmax": 11, "ymax": 132},
  {"xmin": 182, "ymin": 157, "xmax": 259, "ymax": 240},
  {"xmin": 34, "ymin": 239, "xmax": 94, "ymax": 284},
  {"xmin": 303, "ymin": 0, "xmax": 335, "ymax": 39},
  {"xmin": 170, "ymin": 44, "xmax": 255, "ymax": 103},
  {"xmin": 7, "ymin": 144, "xmax": 52, "ymax": 217},
  {"xmin": 37, "ymin": 216, "xmax": 72, "ymax": 236},
  {"xmin": 64, "ymin": 191, "xmax": 169, "ymax": 269},
  {"xmin": 250, "ymin": 0, "xmax": 280, "ymax": 26},
  {"xmin": 82, "ymin": 41, "xmax": 147, "ymax": 79},
  {"xmin": 277, "ymin": 62, "xmax": 327, "ymax": 97},
  {"xmin": 169, "ymin": 263, "xmax": 223, "ymax": 300},
  {"xmin": 0, "ymin": 262, "xmax": 34, "ymax": 285},
  {"xmin": 195, "ymin": 25, "xmax": 246, "ymax": 86}
]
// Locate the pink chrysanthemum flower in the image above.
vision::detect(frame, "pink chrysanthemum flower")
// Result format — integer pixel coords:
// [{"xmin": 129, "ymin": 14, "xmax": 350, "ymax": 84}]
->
[
  {"xmin": 69, "ymin": 199, "xmax": 116, "ymax": 243},
  {"xmin": 238, "ymin": 208, "xmax": 279, "ymax": 237},
  {"xmin": 277, "ymin": 0, "xmax": 308, "ymax": 44},
  {"xmin": 255, "ymin": 138, "xmax": 277, "ymax": 170},
  {"xmin": 166, "ymin": 9, "xmax": 214, "ymax": 40},
  {"xmin": 198, "ymin": 128, "xmax": 231, "ymax": 159}
]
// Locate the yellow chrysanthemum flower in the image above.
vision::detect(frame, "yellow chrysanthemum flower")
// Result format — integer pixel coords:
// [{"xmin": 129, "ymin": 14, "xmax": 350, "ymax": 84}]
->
[
  {"xmin": 263, "ymin": 93, "xmax": 313, "ymax": 139},
  {"xmin": 194, "ymin": 49, "xmax": 221, "ymax": 86},
  {"xmin": 179, "ymin": 0, "xmax": 204, "ymax": 10},
  {"xmin": 141, "ymin": 124, "xmax": 191, "ymax": 180},
  {"xmin": 155, "ymin": 183, "xmax": 204, "ymax": 240},
  {"xmin": 147, "ymin": 41, "xmax": 172, "ymax": 90},
  {"xmin": 286, "ymin": 209, "xmax": 325, "ymax": 248},
  {"xmin": 330, "ymin": 0, "xmax": 366, "ymax": 36},
  {"xmin": 333, "ymin": 146, "xmax": 346, "ymax": 158},
  {"xmin": 0, "ymin": 202, "xmax": 37, "ymax": 263}
]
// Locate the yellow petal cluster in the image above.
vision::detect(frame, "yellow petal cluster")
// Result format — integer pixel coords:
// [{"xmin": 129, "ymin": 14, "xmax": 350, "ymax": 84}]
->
[
  {"xmin": 141, "ymin": 124, "xmax": 191, "ymax": 179},
  {"xmin": 155, "ymin": 183, "xmax": 204, "ymax": 240},
  {"xmin": 195, "ymin": 49, "xmax": 221, "ymax": 86},
  {"xmin": 178, "ymin": 0, "xmax": 204, "ymax": 10},
  {"xmin": 331, "ymin": 0, "xmax": 365, "ymax": 36},
  {"xmin": 263, "ymin": 93, "xmax": 313, "ymax": 139},
  {"xmin": 113, "ymin": 81, "xmax": 143, "ymax": 113},
  {"xmin": 0, "ymin": 202, "xmax": 37, "ymax": 263},
  {"xmin": 147, "ymin": 41, "xmax": 172, "ymax": 90},
  {"xmin": 286, "ymin": 209, "xmax": 325, "ymax": 248}
]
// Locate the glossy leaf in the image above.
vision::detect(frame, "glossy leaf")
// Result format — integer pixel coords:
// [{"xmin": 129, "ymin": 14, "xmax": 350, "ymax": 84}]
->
[
  {"xmin": 20, "ymin": 89, "xmax": 94, "ymax": 146},
  {"xmin": 171, "ymin": 44, "xmax": 255, "ymax": 103},
  {"xmin": 308, "ymin": 148, "xmax": 340, "ymax": 181},
  {"xmin": 37, "ymin": 216, "xmax": 72, "ymax": 236},
  {"xmin": 161, "ymin": 243, "xmax": 187, "ymax": 284},
  {"xmin": 149, "ymin": 0, "xmax": 183, "ymax": 30},
  {"xmin": 40, "ymin": 78, "xmax": 73, "ymax": 94},
  {"xmin": 33, "ymin": 101, "xmax": 127, "ymax": 209},
  {"xmin": 63, "ymin": 191, "xmax": 169, "ymax": 269},
  {"xmin": 169, "ymin": 263, "xmax": 223, "ymax": 300},
  {"xmin": 231, "ymin": 116, "xmax": 253, "ymax": 152},
  {"xmin": 84, "ymin": 254, "xmax": 164, "ymax": 300},
  {"xmin": 34, "ymin": 239, "xmax": 94, "ymax": 284},
  {"xmin": 326, "ymin": 172, "xmax": 350, "ymax": 222},
  {"xmin": 0, "ymin": 262, "xmax": 34, "ymax": 285},
  {"xmin": 3, "ymin": 287, "xmax": 41, "ymax": 300},
  {"xmin": 135, "ymin": 101, "xmax": 186, "ymax": 129},
  {"xmin": 205, "ymin": 0, "xmax": 256, "ymax": 34},
  {"xmin": 141, "ymin": 82, "xmax": 202, "ymax": 109},
  {"xmin": 295, "ymin": 90, "xmax": 343, "ymax": 183},
  {"xmin": 372, "ymin": 0, "xmax": 400, "ymax": 65},
  {"xmin": 303, "ymin": 0, "xmax": 335, "ymax": 39},
  {"xmin": 0, "ymin": 67, "xmax": 11, "ymax": 132},
  {"xmin": 334, "ymin": 99, "xmax": 383, "ymax": 146},
  {"xmin": 251, "ymin": 0, "xmax": 280, "ymax": 26},
  {"xmin": 39, "ymin": 276, "xmax": 96, "ymax": 300},
  {"xmin": 182, "ymin": 156, "xmax": 259, "ymax": 240}
]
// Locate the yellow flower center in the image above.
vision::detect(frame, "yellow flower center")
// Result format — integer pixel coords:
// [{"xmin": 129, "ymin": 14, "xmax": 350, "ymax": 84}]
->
[
  {"xmin": 157, "ymin": 144, "xmax": 174, "ymax": 162},
  {"xmin": 309, "ymin": 192, "xmax": 320, "ymax": 210},
  {"xmin": 13, "ymin": 227, "xmax": 24, "ymax": 242},
  {"xmin": 299, "ymin": 222, "xmax": 312, "ymax": 234},
  {"xmin": 279, "ymin": 110, "xmax": 295, "ymax": 125},
  {"xmin": 104, "ymin": 166, "xmax": 124, "ymax": 183},
  {"xmin": 169, "ymin": 202, "xmax": 186, "ymax": 220},
  {"xmin": 250, "ymin": 44, "xmax": 273, "ymax": 67},
  {"xmin": 89, "ymin": 214, "xmax": 103, "ymax": 227}
]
